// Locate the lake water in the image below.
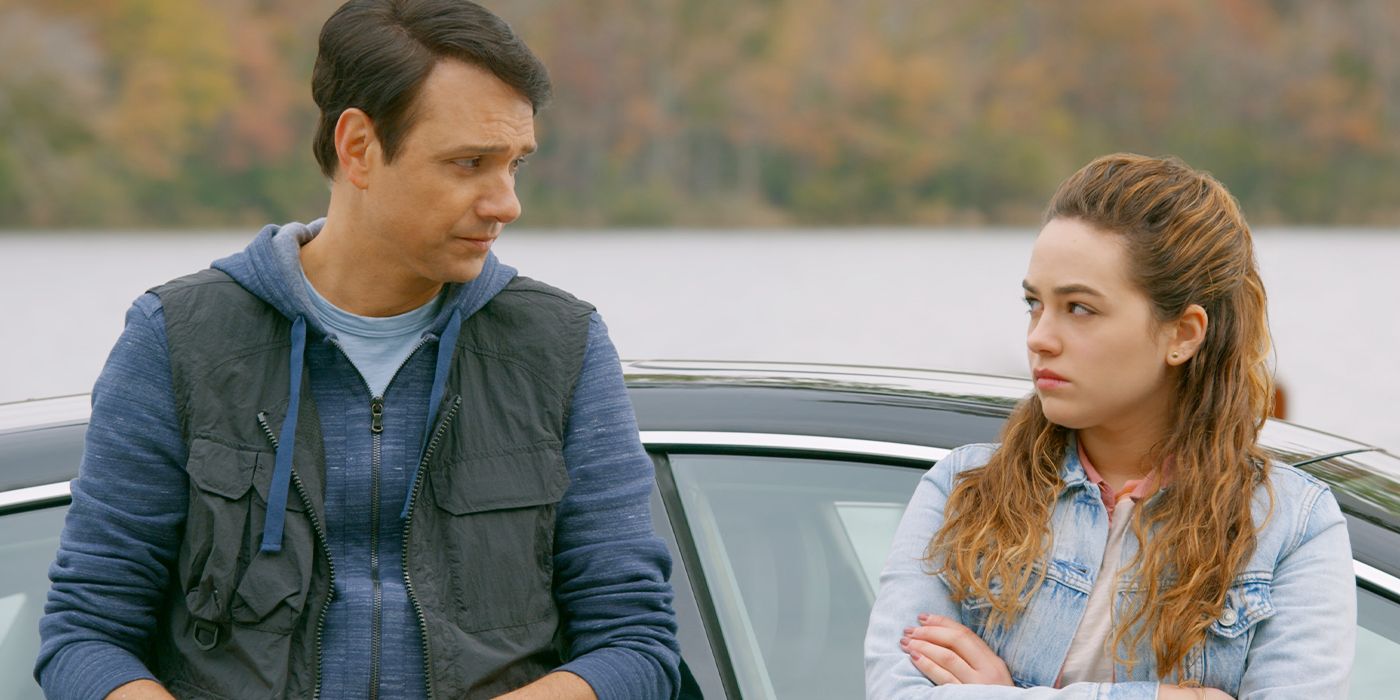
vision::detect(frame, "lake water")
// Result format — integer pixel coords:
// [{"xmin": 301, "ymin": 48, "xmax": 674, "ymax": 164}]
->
[{"xmin": 2, "ymin": 227, "xmax": 1397, "ymax": 454}]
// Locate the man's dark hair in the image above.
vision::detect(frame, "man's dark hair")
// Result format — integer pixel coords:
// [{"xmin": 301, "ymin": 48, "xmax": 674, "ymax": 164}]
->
[{"xmin": 311, "ymin": 0, "xmax": 551, "ymax": 178}]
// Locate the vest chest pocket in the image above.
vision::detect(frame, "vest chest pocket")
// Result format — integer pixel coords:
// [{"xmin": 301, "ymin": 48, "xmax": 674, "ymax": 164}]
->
[
  {"xmin": 182, "ymin": 437, "xmax": 312, "ymax": 636},
  {"xmin": 425, "ymin": 444, "xmax": 571, "ymax": 632}
]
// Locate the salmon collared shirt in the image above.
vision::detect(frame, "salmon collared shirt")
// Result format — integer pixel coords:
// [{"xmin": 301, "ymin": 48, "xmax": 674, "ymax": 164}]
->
[{"xmin": 1057, "ymin": 440, "xmax": 1160, "ymax": 685}]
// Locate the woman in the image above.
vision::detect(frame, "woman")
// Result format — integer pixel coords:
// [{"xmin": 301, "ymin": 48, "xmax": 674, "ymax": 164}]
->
[{"xmin": 865, "ymin": 154, "xmax": 1355, "ymax": 699}]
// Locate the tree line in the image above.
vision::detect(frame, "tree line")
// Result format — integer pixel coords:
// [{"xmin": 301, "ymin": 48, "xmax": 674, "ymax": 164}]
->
[{"xmin": 2, "ymin": 0, "xmax": 1398, "ymax": 228}]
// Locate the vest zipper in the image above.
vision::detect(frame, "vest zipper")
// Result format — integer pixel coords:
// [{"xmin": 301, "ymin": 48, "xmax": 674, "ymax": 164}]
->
[
  {"xmin": 258, "ymin": 411, "xmax": 337, "ymax": 700},
  {"xmin": 327, "ymin": 334, "xmax": 428, "ymax": 699},
  {"xmin": 369, "ymin": 396, "xmax": 384, "ymax": 700},
  {"xmin": 401, "ymin": 395, "xmax": 462, "ymax": 700}
]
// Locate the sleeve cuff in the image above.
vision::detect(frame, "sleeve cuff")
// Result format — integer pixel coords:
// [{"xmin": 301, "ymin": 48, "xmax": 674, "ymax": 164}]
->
[
  {"xmin": 559, "ymin": 645, "xmax": 677, "ymax": 700},
  {"xmin": 40, "ymin": 641, "xmax": 157, "ymax": 700}
]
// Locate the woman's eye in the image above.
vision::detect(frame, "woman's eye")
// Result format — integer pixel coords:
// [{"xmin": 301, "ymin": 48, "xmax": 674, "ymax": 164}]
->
[
  {"xmin": 1024, "ymin": 297, "xmax": 1042, "ymax": 313},
  {"xmin": 1069, "ymin": 302, "xmax": 1094, "ymax": 316}
]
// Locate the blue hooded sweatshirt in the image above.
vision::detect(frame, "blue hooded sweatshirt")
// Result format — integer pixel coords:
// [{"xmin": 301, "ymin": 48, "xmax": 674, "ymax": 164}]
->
[{"xmin": 36, "ymin": 221, "xmax": 680, "ymax": 699}]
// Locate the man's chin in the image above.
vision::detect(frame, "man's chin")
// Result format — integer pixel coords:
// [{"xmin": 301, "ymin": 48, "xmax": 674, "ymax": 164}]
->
[{"xmin": 435, "ymin": 258, "xmax": 489, "ymax": 285}]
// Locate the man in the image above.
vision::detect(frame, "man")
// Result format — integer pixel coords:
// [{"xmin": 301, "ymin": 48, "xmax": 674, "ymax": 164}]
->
[{"xmin": 35, "ymin": 1, "xmax": 680, "ymax": 698}]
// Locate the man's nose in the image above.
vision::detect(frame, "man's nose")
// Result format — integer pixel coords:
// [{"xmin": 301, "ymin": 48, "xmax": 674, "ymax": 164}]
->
[{"xmin": 477, "ymin": 172, "xmax": 522, "ymax": 224}]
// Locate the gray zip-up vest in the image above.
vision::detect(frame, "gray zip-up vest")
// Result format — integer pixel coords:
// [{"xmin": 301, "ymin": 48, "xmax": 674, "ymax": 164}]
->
[{"xmin": 148, "ymin": 269, "xmax": 593, "ymax": 699}]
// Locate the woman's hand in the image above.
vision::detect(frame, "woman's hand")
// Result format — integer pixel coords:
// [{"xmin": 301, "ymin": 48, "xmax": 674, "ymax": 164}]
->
[
  {"xmin": 1157, "ymin": 687, "xmax": 1234, "ymax": 700},
  {"xmin": 900, "ymin": 613, "xmax": 1013, "ymax": 686}
]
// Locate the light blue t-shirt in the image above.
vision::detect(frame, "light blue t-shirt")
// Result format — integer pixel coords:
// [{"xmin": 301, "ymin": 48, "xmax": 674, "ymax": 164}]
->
[{"xmin": 302, "ymin": 272, "xmax": 443, "ymax": 397}]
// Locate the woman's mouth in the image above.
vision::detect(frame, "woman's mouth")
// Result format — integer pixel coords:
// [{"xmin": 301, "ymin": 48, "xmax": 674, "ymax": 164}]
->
[{"xmin": 1033, "ymin": 369, "xmax": 1069, "ymax": 390}]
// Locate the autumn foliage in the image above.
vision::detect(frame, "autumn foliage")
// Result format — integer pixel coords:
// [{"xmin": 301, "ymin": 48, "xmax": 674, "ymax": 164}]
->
[{"xmin": 2, "ymin": 0, "xmax": 1398, "ymax": 228}]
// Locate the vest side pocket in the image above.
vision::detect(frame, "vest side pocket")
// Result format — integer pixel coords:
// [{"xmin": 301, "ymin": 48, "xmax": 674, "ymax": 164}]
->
[
  {"xmin": 182, "ymin": 437, "xmax": 312, "ymax": 634},
  {"xmin": 182, "ymin": 438, "xmax": 261, "ymax": 623},
  {"xmin": 230, "ymin": 547, "xmax": 312, "ymax": 633}
]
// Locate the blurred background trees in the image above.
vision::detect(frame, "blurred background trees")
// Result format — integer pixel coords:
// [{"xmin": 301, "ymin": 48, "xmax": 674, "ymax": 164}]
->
[{"xmin": 2, "ymin": 0, "xmax": 1397, "ymax": 228}]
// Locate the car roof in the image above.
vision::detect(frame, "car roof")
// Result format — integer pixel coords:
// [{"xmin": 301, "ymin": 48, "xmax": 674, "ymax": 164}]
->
[
  {"xmin": 0, "ymin": 394, "xmax": 88, "ymax": 435},
  {"xmin": 623, "ymin": 359, "xmax": 1380, "ymax": 454},
  {"xmin": 4, "ymin": 361, "xmax": 1398, "ymax": 535},
  {"xmin": 622, "ymin": 360, "xmax": 1400, "ymax": 535}
]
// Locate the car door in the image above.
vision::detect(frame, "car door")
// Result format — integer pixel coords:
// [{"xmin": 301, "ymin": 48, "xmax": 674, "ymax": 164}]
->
[
  {"xmin": 0, "ymin": 404, "xmax": 84, "ymax": 699},
  {"xmin": 646, "ymin": 435, "xmax": 937, "ymax": 700},
  {"xmin": 646, "ymin": 439, "xmax": 1400, "ymax": 700}
]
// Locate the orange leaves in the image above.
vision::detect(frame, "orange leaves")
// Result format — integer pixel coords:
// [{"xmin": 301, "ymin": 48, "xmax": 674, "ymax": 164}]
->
[{"xmin": 5, "ymin": 0, "xmax": 1400, "ymax": 226}]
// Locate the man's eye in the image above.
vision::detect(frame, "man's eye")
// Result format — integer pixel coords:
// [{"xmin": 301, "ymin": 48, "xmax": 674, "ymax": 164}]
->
[
  {"xmin": 510, "ymin": 157, "xmax": 528, "ymax": 173},
  {"xmin": 454, "ymin": 157, "xmax": 482, "ymax": 169}
]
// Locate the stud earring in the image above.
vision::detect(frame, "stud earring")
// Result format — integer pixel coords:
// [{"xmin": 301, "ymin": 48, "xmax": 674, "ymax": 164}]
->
[{"xmin": 1171, "ymin": 352, "xmax": 1180, "ymax": 360}]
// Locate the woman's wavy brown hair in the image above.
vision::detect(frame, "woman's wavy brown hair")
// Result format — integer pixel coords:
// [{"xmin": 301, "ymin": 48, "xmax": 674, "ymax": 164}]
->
[{"xmin": 927, "ymin": 153, "xmax": 1274, "ymax": 678}]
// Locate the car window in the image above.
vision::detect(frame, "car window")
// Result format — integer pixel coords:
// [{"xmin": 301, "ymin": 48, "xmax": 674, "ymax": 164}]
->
[
  {"xmin": 832, "ymin": 502, "xmax": 908, "ymax": 593},
  {"xmin": 668, "ymin": 453, "xmax": 921, "ymax": 700},
  {"xmin": 0, "ymin": 505, "xmax": 67, "ymax": 699},
  {"xmin": 668, "ymin": 451, "xmax": 1400, "ymax": 699},
  {"xmin": 1352, "ymin": 586, "xmax": 1400, "ymax": 698}
]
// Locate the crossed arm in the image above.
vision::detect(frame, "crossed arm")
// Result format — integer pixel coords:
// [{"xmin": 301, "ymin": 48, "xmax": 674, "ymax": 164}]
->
[
  {"xmin": 897, "ymin": 614, "xmax": 1229, "ymax": 700},
  {"xmin": 865, "ymin": 447, "xmax": 1354, "ymax": 700}
]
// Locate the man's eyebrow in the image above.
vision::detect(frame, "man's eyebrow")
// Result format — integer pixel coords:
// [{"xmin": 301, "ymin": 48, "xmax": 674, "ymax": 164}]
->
[
  {"xmin": 1021, "ymin": 280, "xmax": 1105, "ymax": 297},
  {"xmin": 435, "ymin": 143, "xmax": 537, "ymax": 157}
]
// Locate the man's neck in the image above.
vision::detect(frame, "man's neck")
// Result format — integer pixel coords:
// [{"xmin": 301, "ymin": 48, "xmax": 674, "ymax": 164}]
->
[{"xmin": 301, "ymin": 214, "xmax": 443, "ymax": 317}]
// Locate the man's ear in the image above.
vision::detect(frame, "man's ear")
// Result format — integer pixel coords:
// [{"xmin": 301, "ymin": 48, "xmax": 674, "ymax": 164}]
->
[
  {"xmin": 334, "ymin": 108, "xmax": 378, "ymax": 189},
  {"xmin": 1167, "ymin": 303, "xmax": 1208, "ymax": 366}
]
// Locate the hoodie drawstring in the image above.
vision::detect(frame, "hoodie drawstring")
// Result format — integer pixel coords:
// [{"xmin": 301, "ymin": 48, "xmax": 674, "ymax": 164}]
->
[
  {"xmin": 261, "ymin": 315, "xmax": 306, "ymax": 553},
  {"xmin": 402, "ymin": 307, "xmax": 462, "ymax": 518},
  {"xmin": 254, "ymin": 307, "xmax": 461, "ymax": 541}
]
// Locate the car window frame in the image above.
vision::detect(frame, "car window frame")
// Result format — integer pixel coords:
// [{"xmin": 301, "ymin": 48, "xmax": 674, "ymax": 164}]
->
[{"xmin": 644, "ymin": 433, "xmax": 944, "ymax": 700}]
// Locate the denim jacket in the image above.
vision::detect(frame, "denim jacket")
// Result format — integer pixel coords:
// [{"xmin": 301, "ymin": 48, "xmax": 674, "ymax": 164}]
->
[{"xmin": 865, "ymin": 441, "xmax": 1355, "ymax": 699}]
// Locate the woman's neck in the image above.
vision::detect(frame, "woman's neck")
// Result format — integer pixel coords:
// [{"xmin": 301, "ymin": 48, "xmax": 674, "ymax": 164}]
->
[{"xmin": 1076, "ymin": 424, "xmax": 1162, "ymax": 493}]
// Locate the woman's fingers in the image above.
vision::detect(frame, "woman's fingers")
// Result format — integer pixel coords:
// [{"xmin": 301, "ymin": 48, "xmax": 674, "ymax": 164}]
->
[
  {"xmin": 1159, "ymin": 686, "xmax": 1237, "ymax": 700},
  {"xmin": 907, "ymin": 615, "xmax": 995, "ymax": 670},
  {"xmin": 906, "ymin": 614, "xmax": 1014, "ymax": 685},
  {"xmin": 901, "ymin": 634, "xmax": 977, "ymax": 683},
  {"xmin": 904, "ymin": 642, "xmax": 962, "ymax": 685}
]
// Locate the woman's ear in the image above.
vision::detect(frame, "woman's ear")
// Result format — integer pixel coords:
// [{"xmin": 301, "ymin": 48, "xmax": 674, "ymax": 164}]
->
[{"xmin": 1167, "ymin": 304, "xmax": 1208, "ymax": 366}]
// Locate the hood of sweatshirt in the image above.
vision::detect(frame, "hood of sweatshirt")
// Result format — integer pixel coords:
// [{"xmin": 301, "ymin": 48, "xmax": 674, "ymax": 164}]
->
[
  {"xmin": 210, "ymin": 218, "xmax": 517, "ymax": 337},
  {"xmin": 209, "ymin": 219, "xmax": 518, "ymax": 551}
]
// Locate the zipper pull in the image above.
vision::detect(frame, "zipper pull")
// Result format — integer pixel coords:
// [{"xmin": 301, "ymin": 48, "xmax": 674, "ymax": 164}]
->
[{"xmin": 370, "ymin": 398, "xmax": 384, "ymax": 434}]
